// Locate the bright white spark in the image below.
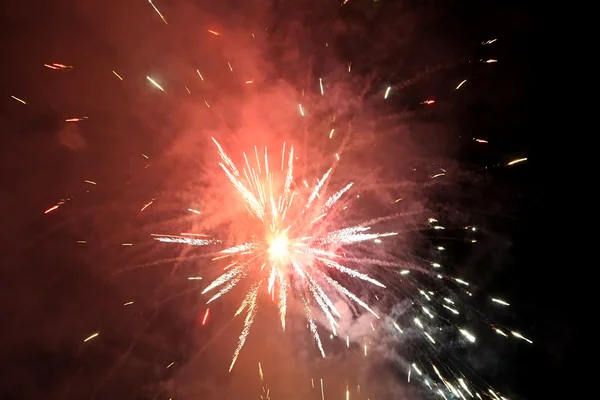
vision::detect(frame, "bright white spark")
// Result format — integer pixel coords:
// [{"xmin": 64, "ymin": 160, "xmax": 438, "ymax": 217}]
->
[{"xmin": 146, "ymin": 76, "xmax": 165, "ymax": 92}]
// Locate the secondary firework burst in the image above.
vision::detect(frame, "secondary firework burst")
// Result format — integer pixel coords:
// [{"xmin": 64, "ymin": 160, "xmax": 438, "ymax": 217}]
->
[{"xmin": 155, "ymin": 138, "xmax": 397, "ymax": 371}]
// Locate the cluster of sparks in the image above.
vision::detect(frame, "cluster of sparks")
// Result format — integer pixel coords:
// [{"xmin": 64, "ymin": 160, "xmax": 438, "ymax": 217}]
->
[
  {"xmin": 17, "ymin": 2, "xmax": 534, "ymax": 398},
  {"xmin": 151, "ymin": 140, "xmax": 532, "ymax": 400},
  {"xmin": 155, "ymin": 138, "xmax": 398, "ymax": 372}
]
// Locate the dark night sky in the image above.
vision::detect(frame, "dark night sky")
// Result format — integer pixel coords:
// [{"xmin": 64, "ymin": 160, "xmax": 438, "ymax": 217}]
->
[{"xmin": 0, "ymin": 1, "xmax": 552, "ymax": 399}]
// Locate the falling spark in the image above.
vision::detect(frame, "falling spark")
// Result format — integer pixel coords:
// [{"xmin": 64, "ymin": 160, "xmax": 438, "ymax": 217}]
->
[
  {"xmin": 474, "ymin": 138, "xmax": 488, "ymax": 143},
  {"xmin": 124, "ymin": 301, "xmax": 134, "ymax": 306},
  {"xmin": 84, "ymin": 180, "xmax": 96, "ymax": 185},
  {"xmin": 319, "ymin": 78, "xmax": 324, "ymax": 95},
  {"xmin": 83, "ymin": 332, "xmax": 99, "ymax": 342},
  {"xmin": 320, "ymin": 378, "xmax": 325, "ymax": 400},
  {"xmin": 66, "ymin": 117, "xmax": 87, "ymax": 122},
  {"xmin": 188, "ymin": 208, "xmax": 201, "ymax": 214},
  {"xmin": 422, "ymin": 99, "xmax": 435, "ymax": 105},
  {"xmin": 491, "ymin": 298, "xmax": 510, "ymax": 306},
  {"xmin": 44, "ymin": 63, "xmax": 72, "ymax": 70},
  {"xmin": 112, "ymin": 71, "xmax": 123, "ymax": 80},
  {"xmin": 167, "ymin": 361, "xmax": 175, "ymax": 368},
  {"xmin": 511, "ymin": 331, "xmax": 533, "ymax": 344},
  {"xmin": 11, "ymin": 95, "xmax": 27, "ymax": 104},
  {"xmin": 329, "ymin": 129, "xmax": 335, "ymax": 139},
  {"xmin": 485, "ymin": 59, "xmax": 498, "ymax": 63},
  {"xmin": 456, "ymin": 79, "xmax": 467, "ymax": 89},
  {"xmin": 202, "ymin": 308, "xmax": 210, "ymax": 325},
  {"xmin": 188, "ymin": 276, "xmax": 203, "ymax": 280},
  {"xmin": 494, "ymin": 328, "xmax": 509, "ymax": 337},
  {"xmin": 148, "ymin": 0, "xmax": 168, "ymax": 24},
  {"xmin": 228, "ymin": 62, "xmax": 233, "ymax": 72},
  {"xmin": 483, "ymin": 39, "xmax": 497, "ymax": 45},
  {"xmin": 507, "ymin": 158, "xmax": 527, "ymax": 166},
  {"xmin": 44, "ymin": 205, "xmax": 60, "ymax": 214},
  {"xmin": 384, "ymin": 86, "xmax": 391, "ymax": 99},
  {"xmin": 298, "ymin": 104, "xmax": 305, "ymax": 116},
  {"xmin": 146, "ymin": 76, "xmax": 165, "ymax": 92},
  {"xmin": 208, "ymin": 29, "xmax": 221, "ymax": 36},
  {"xmin": 460, "ymin": 329, "xmax": 476, "ymax": 343},
  {"xmin": 197, "ymin": 70, "xmax": 204, "ymax": 81},
  {"xmin": 141, "ymin": 200, "xmax": 154, "ymax": 212}
]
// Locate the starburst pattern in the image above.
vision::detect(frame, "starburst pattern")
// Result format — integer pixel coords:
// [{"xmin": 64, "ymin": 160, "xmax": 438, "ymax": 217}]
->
[{"xmin": 155, "ymin": 138, "xmax": 397, "ymax": 371}]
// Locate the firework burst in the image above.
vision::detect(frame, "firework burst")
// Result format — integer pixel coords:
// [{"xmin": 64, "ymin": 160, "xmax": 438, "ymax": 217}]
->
[{"xmin": 155, "ymin": 138, "xmax": 398, "ymax": 371}]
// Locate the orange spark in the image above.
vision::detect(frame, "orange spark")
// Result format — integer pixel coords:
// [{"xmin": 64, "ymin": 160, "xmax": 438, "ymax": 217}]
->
[
  {"xmin": 140, "ymin": 200, "xmax": 154, "ymax": 211},
  {"xmin": 44, "ymin": 205, "xmax": 59, "ymax": 214},
  {"xmin": 202, "ymin": 308, "xmax": 210, "ymax": 325},
  {"xmin": 208, "ymin": 30, "xmax": 221, "ymax": 36}
]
